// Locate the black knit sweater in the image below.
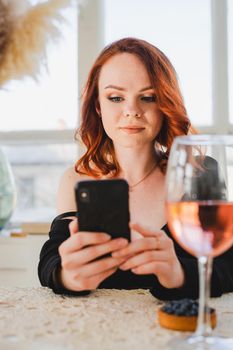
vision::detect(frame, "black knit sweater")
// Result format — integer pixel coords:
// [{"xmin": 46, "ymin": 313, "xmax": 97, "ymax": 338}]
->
[{"xmin": 38, "ymin": 212, "xmax": 233, "ymax": 300}]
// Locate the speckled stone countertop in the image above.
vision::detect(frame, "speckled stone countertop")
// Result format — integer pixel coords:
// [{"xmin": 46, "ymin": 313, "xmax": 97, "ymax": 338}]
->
[{"xmin": 0, "ymin": 287, "xmax": 233, "ymax": 350}]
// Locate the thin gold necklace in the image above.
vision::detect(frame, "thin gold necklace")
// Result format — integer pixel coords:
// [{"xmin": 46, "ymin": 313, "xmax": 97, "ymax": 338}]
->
[{"xmin": 129, "ymin": 162, "xmax": 157, "ymax": 191}]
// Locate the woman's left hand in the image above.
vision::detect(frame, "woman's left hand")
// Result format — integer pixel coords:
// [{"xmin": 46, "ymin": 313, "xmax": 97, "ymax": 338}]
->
[{"xmin": 111, "ymin": 223, "xmax": 185, "ymax": 289}]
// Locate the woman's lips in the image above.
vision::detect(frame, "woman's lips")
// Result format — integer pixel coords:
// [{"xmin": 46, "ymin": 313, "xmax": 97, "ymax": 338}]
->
[{"xmin": 120, "ymin": 126, "xmax": 145, "ymax": 134}]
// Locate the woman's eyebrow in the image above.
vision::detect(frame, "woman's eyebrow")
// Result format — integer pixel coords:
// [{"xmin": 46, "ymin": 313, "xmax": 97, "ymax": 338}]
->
[
  {"xmin": 140, "ymin": 86, "xmax": 154, "ymax": 92},
  {"xmin": 104, "ymin": 85, "xmax": 154, "ymax": 91},
  {"xmin": 104, "ymin": 84, "xmax": 125, "ymax": 90}
]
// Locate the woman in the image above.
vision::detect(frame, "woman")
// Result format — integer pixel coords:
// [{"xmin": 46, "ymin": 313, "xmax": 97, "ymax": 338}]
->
[{"xmin": 38, "ymin": 37, "xmax": 233, "ymax": 299}]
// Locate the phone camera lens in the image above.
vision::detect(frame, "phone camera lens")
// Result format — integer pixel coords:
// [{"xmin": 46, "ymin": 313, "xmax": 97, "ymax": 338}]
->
[{"xmin": 79, "ymin": 188, "xmax": 90, "ymax": 203}]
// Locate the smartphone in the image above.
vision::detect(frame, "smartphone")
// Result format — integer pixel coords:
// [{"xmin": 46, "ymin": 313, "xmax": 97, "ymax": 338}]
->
[{"xmin": 75, "ymin": 179, "xmax": 130, "ymax": 241}]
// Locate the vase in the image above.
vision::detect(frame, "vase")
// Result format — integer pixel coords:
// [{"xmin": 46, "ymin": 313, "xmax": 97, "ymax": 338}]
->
[{"xmin": 0, "ymin": 148, "xmax": 16, "ymax": 232}]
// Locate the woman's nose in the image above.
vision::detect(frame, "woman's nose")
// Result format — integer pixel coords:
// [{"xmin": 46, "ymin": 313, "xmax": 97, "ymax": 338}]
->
[
  {"xmin": 124, "ymin": 103, "xmax": 142, "ymax": 118},
  {"xmin": 124, "ymin": 111, "xmax": 141, "ymax": 118}
]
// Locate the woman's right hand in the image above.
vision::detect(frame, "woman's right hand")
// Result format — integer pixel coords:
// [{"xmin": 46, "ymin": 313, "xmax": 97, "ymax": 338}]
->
[{"xmin": 58, "ymin": 219, "xmax": 129, "ymax": 291}]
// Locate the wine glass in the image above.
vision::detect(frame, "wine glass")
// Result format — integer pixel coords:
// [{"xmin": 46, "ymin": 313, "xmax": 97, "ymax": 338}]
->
[
  {"xmin": 0, "ymin": 147, "xmax": 16, "ymax": 233},
  {"xmin": 166, "ymin": 134, "xmax": 233, "ymax": 349}
]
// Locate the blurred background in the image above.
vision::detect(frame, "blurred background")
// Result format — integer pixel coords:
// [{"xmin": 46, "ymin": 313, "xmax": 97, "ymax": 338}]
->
[{"xmin": 0, "ymin": 0, "xmax": 232, "ymax": 225}]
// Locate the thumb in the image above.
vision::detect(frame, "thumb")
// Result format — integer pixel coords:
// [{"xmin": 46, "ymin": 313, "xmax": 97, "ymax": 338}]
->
[
  {"xmin": 129, "ymin": 222, "xmax": 162, "ymax": 238},
  {"xmin": 69, "ymin": 218, "xmax": 78, "ymax": 236}
]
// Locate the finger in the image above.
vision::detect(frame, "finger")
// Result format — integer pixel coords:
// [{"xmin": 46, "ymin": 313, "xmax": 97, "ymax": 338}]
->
[
  {"xmin": 130, "ymin": 223, "xmax": 172, "ymax": 250},
  {"xmin": 131, "ymin": 261, "xmax": 166, "ymax": 275},
  {"xmin": 119, "ymin": 250, "xmax": 167, "ymax": 270},
  {"xmin": 76, "ymin": 256, "xmax": 126, "ymax": 278},
  {"xmin": 69, "ymin": 219, "xmax": 78, "ymax": 235},
  {"xmin": 59, "ymin": 231, "xmax": 111, "ymax": 255},
  {"xmin": 68, "ymin": 238, "xmax": 128, "ymax": 266},
  {"xmin": 96, "ymin": 267, "xmax": 118, "ymax": 284},
  {"xmin": 130, "ymin": 222, "xmax": 164, "ymax": 238},
  {"xmin": 81, "ymin": 267, "xmax": 118, "ymax": 290},
  {"xmin": 112, "ymin": 237, "xmax": 159, "ymax": 258}
]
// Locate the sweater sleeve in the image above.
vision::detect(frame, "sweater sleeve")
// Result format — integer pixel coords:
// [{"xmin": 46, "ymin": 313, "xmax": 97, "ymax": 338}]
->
[
  {"xmin": 150, "ymin": 225, "xmax": 233, "ymax": 300},
  {"xmin": 38, "ymin": 212, "xmax": 90, "ymax": 296}
]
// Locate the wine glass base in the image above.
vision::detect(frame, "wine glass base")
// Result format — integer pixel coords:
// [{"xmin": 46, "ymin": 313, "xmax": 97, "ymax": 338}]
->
[{"xmin": 168, "ymin": 334, "xmax": 233, "ymax": 350}]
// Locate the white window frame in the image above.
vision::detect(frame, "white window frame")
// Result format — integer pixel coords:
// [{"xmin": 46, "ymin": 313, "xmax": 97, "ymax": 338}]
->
[
  {"xmin": 78, "ymin": 0, "xmax": 233, "ymax": 135},
  {"xmin": 0, "ymin": 4, "xmax": 80, "ymax": 148},
  {"xmin": 202, "ymin": 0, "xmax": 233, "ymax": 135},
  {"xmin": 0, "ymin": 0, "xmax": 232, "ymax": 149}
]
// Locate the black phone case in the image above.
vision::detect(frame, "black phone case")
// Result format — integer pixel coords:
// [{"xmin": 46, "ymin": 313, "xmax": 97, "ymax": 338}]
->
[{"xmin": 75, "ymin": 179, "xmax": 130, "ymax": 241}]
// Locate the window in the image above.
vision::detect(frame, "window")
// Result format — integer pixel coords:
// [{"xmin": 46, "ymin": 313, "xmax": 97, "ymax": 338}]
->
[
  {"xmin": 0, "ymin": 6, "xmax": 78, "ymax": 131},
  {"xmin": 228, "ymin": 0, "xmax": 233, "ymax": 124},
  {"xmin": 18, "ymin": 177, "xmax": 35, "ymax": 209},
  {"xmin": 2, "ymin": 0, "xmax": 233, "ymax": 227},
  {"xmin": 104, "ymin": 0, "xmax": 212, "ymax": 127},
  {"xmin": 0, "ymin": 3, "xmax": 78, "ymax": 225},
  {"xmin": 3, "ymin": 143, "xmax": 77, "ymax": 223}
]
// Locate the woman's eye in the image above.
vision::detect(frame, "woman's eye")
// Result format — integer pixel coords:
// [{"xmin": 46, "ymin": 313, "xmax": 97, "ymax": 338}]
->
[
  {"xmin": 108, "ymin": 96, "xmax": 123, "ymax": 103},
  {"xmin": 141, "ymin": 96, "xmax": 156, "ymax": 102}
]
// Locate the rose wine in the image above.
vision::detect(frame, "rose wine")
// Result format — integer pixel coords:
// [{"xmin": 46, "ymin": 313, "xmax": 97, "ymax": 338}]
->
[{"xmin": 167, "ymin": 201, "xmax": 233, "ymax": 257}]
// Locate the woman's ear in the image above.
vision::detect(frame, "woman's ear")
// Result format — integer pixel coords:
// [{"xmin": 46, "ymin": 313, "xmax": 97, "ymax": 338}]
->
[{"xmin": 95, "ymin": 100, "xmax": 101, "ymax": 117}]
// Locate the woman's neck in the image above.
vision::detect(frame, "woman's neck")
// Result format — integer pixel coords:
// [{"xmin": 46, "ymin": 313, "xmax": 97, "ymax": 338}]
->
[{"xmin": 114, "ymin": 144, "xmax": 158, "ymax": 185}]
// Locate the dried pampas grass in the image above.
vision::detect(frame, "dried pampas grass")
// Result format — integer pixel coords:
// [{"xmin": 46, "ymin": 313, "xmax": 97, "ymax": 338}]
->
[
  {"xmin": 0, "ymin": 1, "xmax": 10, "ymax": 57},
  {"xmin": 0, "ymin": 0, "xmax": 71, "ymax": 86},
  {"xmin": 2, "ymin": 0, "xmax": 31, "ymax": 19}
]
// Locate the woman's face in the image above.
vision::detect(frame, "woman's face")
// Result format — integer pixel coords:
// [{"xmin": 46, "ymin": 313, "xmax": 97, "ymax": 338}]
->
[{"xmin": 97, "ymin": 53, "xmax": 163, "ymax": 149}]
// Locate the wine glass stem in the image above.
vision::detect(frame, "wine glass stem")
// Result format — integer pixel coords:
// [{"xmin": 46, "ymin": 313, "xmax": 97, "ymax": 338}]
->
[{"xmin": 195, "ymin": 255, "xmax": 213, "ymax": 337}]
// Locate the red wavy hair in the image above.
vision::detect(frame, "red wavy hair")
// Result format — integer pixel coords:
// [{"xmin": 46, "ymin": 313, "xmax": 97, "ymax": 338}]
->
[{"xmin": 75, "ymin": 37, "xmax": 196, "ymax": 177}]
